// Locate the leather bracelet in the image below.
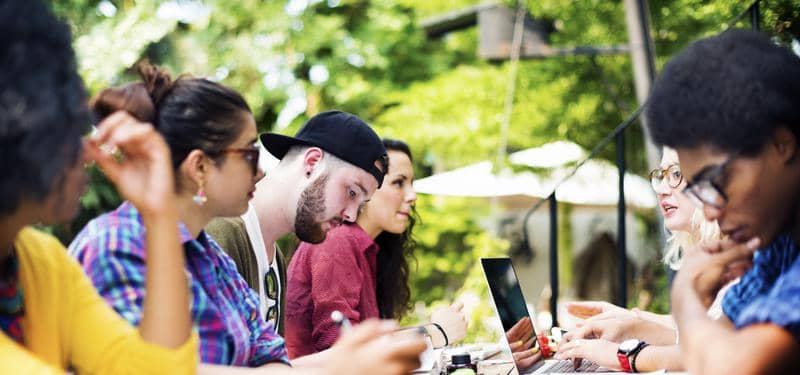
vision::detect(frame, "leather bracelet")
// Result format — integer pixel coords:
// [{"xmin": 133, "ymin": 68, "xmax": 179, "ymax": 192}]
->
[
  {"xmin": 630, "ymin": 343, "xmax": 649, "ymax": 373},
  {"xmin": 430, "ymin": 322, "xmax": 449, "ymax": 347}
]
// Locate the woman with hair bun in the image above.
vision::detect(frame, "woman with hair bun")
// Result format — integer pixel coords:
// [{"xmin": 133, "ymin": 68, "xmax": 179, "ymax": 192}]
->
[
  {"xmin": 69, "ymin": 63, "xmax": 287, "ymax": 367},
  {"xmin": 70, "ymin": 64, "xmax": 425, "ymax": 374}
]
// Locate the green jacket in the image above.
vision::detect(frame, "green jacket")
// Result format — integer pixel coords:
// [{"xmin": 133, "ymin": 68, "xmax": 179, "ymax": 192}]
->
[{"xmin": 205, "ymin": 217, "xmax": 287, "ymax": 335}]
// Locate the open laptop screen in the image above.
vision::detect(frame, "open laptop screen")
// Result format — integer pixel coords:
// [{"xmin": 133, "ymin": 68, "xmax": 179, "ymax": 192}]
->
[{"xmin": 481, "ymin": 257, "xmax": 536, "ymax": 335}]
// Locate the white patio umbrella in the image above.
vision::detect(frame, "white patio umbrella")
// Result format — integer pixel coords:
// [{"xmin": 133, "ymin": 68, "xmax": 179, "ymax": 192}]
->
[{"xmin": 413, "ymin": 141, "xmax": 656, "ymax": 209}]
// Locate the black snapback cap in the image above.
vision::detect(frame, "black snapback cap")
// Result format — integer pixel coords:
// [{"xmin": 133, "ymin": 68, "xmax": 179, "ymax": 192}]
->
[{"xmin": 260, "ymin": 110, "xmax": 388, "ymax": 187}]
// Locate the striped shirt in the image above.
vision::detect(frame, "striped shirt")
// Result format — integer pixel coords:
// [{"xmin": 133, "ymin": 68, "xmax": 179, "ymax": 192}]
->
[
  {"xmin": 68, "ymin": 201, "xmax": 289, "ymax": 366},
  {"xmin": 721, "ymin": 233, "xmax": 800, "ymax": 339}
]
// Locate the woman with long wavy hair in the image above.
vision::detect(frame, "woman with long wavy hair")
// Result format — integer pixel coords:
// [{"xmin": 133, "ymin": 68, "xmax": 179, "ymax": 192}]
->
[{"xmin": 285, "ymin": 138, "xmax": 467, "ymax": 358}]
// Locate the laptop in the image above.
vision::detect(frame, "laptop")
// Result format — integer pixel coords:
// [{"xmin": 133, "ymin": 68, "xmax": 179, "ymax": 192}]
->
[{"xmin": 481, "ymin": 257, "xmax": 606, "ymax": 374}]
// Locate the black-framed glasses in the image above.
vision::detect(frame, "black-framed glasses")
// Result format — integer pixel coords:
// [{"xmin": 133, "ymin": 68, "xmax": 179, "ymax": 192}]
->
[
  {"xmin": 682, "ymin": 155, "xmax": 736, "ymax": 209},
  {"xmin": 649, "ymin": 164, "xmax": 683, "ymax": 190},
  {"xmin": 264, "ymin": 266, "xmax": 278, "ymax": 300},
  {"xmin": 217, "ymin": 145, "xmax": 260, "ymax": 175},
  {"xmin": 264, "ymin": 267, "xmax": 279, "ymax": 324}
]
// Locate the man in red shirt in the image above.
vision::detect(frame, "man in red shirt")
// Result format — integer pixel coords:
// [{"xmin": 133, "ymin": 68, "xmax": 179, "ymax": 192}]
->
[
  {"xmin": 207, "ymin": 111, "xmax": 426, "ymax": 373},
  {"xmin": 286, "ymin": 221, "xmax": 382, "ymax": 357}
]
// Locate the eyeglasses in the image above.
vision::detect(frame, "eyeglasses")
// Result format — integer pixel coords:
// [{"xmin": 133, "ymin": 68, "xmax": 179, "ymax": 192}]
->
[
  {"xmin": 682, "ymin": 155, "xmax": 736, "ymax": 209},
  {"xmin": 264, "ymin": 266, "xmax": 279, "ymax": 325},
  {"xmin": 216, "ymin": 145, "xmax": 260, "ymax": 175},
  {"xmin": 265, "ymin": 304, "xmax": 277, "ymax": 326},
  {"xmin": 649, "ymin": 164, "xmax": 683, "ymax": 190}
]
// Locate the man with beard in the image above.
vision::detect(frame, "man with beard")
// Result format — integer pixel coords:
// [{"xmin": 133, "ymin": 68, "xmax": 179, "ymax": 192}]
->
[{"xmin": 207, "ymin": 110, "xmax": 389, "ymax": 338}]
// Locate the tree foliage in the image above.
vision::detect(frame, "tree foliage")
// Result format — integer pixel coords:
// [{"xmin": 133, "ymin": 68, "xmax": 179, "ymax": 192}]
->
[{"xmin": 50, "ymin": 0, "xmax": 800, "ymax": 336}]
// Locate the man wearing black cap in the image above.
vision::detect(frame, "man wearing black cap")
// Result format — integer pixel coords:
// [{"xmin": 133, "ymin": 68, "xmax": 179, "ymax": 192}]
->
[
  {"xmin": 206, "ymin": 111, "xmax": 425, "ymax": 373},
  {"xmin": 195, "ymin": 110, "xmax": 424, "ymax": 373},
  {"xmin": 207, "ymin": 110, "xmax": 389, "ymax": 340}
]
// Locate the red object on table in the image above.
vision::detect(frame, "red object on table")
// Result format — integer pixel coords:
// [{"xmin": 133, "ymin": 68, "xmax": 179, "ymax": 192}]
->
[{"xmin": 537, "ymin": 333, "xmax": 551, "ymax": 358}]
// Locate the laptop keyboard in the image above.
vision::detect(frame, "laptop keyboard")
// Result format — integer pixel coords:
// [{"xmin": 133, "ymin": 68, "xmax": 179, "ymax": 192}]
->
[{"xmin": 528, "ymin": 359, "xmax": 600, "ymax": 373}]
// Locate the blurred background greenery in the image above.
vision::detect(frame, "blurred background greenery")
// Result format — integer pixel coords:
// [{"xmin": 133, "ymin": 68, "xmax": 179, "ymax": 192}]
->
[{"xmin": 49, "ymin": 0, "xmax": 799, "ymax": 343}]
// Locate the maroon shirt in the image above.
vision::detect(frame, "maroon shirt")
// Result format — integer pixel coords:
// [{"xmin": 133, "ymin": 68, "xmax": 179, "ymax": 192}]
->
[{"xmin": 284, "ymin": 223, "xmax": 380, "ymax": 358}]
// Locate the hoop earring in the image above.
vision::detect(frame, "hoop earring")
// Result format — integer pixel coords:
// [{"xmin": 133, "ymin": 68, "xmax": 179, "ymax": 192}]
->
[{"xmin": 193, "ymin": 180, "xmax": 208, "ymax": 206}]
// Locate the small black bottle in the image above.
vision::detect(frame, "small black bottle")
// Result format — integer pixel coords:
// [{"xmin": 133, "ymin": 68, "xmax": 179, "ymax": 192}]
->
[{"xmin": 446, "ymin": 353, "xmax": 477, "ymax": 374}]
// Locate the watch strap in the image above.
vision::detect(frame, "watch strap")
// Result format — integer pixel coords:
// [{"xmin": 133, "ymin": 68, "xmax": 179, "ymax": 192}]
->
[
  {"xmin": 630, "ymin": 343, "xmax": 649, "ymax": 373},
  {"xmin": 617, "ymin": 340, "xmax": 647, "ymax": 373},
  {"xmin": 617, "ymin": 350, "xmax": 632, "ymax": 372}
]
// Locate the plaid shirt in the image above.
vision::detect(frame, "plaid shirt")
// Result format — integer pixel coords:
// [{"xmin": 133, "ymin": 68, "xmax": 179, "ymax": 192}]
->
[
  {"xmin": 68, "ymin": 202, "xmax": 289, "ymax": 366},
  {"xmin": 721, "ymin": 233, "xmax": 800, "ymax": 339}
]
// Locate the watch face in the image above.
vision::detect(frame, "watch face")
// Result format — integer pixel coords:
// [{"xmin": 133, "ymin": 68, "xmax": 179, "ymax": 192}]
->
[{"xmin": 619, "ymin": 339, "xmax": 641, "ymax": 352}]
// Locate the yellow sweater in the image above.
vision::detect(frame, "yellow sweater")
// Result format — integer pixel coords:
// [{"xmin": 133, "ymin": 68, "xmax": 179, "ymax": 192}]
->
[{"xmin": 0, "ymin": 227, "xmax": 198, "ymax": 374}]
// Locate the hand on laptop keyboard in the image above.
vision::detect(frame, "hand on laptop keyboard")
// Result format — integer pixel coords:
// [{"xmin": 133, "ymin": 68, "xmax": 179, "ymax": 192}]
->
[{"xmin": 553, "ymin": 337, "xmax": 620, "ymax": 372}]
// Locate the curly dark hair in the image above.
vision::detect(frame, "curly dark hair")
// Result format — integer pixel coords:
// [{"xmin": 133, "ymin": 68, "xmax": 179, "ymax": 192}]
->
[
  {"xmin": 0, "ymin": 0, "xmax": 90, "ymax": 216},
  {"xmin": 646, "ymin": 29, "xmax": 800, "ymax": 156},
  {"xmin": 374, "ymin": 138, "xmax": 418, "ymax": 319}
]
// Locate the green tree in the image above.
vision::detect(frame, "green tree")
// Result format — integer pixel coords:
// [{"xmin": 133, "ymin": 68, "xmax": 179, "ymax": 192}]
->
[{"xmin": 51, "ymin": 0, "xmax": 800, "ymax": 336}]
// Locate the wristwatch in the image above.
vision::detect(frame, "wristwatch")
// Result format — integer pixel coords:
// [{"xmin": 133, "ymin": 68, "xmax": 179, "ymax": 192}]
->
[{"xmin": 617, "ymin": 339, "xmax": 648, "ymax": 373}]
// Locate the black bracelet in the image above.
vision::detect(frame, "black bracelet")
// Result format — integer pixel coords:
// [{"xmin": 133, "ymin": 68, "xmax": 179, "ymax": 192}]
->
[
  {"xmin": 430, "ymin": 322, "xmax": 449, "ymax": 347},
  {"xmin": 630, "ymin": 343, "xmax": 649, "ymax": 373}
]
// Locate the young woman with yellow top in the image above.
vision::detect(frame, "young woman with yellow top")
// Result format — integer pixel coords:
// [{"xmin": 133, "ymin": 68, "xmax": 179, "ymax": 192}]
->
[{"xmin": 0, "ymin": 1, "xmax": 197, "ymax": 373}]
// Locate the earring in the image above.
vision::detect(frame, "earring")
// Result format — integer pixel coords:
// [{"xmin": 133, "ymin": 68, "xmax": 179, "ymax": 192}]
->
[{"xmin": 193, "ymin": 180, "xmax": 208, "ymax": 206}]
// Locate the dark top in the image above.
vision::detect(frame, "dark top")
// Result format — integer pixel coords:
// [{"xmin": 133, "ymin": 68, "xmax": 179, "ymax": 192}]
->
[{"xmin": 206, "ymin": 216, "xmax": 288, "ymax": 335}]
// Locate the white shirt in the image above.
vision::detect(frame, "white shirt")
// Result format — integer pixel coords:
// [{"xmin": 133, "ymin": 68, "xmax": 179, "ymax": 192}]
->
[{"xmin": 241, "ymin": 204, "xmax": 281, "ymax": 327}]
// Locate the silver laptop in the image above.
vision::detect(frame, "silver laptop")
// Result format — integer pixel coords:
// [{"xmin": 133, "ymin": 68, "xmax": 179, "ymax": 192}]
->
[{"xmin": 481, "ymin": 257, "xmax": 605, "ymax": 374}]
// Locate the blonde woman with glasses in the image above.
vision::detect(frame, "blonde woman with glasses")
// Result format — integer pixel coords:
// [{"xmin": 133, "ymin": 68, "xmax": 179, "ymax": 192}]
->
[{"xmin": 554, "ymin": 147, "xmax": 730, "ymax": 372}]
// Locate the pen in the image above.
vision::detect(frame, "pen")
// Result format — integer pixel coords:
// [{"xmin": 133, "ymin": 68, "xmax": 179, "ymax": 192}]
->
[{"xmin": 331, "ymin": 310, "xmax": 352, "ymax": 333}]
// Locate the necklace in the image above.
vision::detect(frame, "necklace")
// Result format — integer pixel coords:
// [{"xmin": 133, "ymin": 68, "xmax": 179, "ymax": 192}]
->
[{"xmin": 0, "ymin": 246, "xmax": 25, "ymax": 344}]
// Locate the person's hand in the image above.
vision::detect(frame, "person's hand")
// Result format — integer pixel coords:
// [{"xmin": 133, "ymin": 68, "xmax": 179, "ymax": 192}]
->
[
  {"xmin": 562, "ymin": 313, "xmax": 675, "ymax": 346},
  {"xmin": 505, "ymin": 316, "xmax": 544, "ymax": 369},
  {"xmin": 505, "ymin": 317, "xmax": 535, "ymax": 352},
  {"xmin": 554, "ymin": 338, "xmax": 620, "ymax": 371},
  {"xmin": 562, "ymin": 315, "xmax": 630, "ymax": 344},
  {"xmin": 86, "ymin": 111, "xmax": 175, "ymax": 217},
  {"xmin": 325, "ymin": 319, "xmax": 427, "ymax": 375},
  {"xmin": 566, "ymin": 301, "xmax": 633, "ymax": 320},
  {"xmin": 512, "ymin": 343, "xmax": 543, "ymax": 370},
  {"xmin": 509, "ymin": 335, "xmax": 536, "ymax": 353},
  {"xmin": 673, "ymin": 238, "xmax": 759, "ymax": 309},
  {"xmin": 430, "ymin": 301, "xmax": 468, "ymax": 345}
]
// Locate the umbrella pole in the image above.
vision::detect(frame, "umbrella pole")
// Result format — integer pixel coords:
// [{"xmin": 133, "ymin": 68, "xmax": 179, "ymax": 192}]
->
[
  {"xmin": 616, "ymin": 132, "xmax": 628, "ymax": 307},
  {"xmin": 549, "ymin": 192, "xmax": 559, "ymax": 327}
]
